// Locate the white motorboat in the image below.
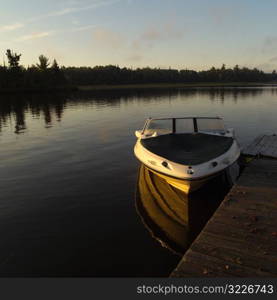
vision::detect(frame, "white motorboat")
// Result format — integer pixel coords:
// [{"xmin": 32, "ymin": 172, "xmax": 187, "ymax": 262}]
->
[{"xmin": 134, "ymin": 117, "xmax": 240, "ymax": 193}]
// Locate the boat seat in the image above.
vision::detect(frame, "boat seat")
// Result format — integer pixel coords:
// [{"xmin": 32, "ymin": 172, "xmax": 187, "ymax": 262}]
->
[{"xmin": 141, "ymin": 133, "xmax": 233, "ymax": 165}]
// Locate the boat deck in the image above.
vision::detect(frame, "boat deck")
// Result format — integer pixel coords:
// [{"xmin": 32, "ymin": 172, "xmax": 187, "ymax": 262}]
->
[{"xmin": 141, "ymin": 133, "xmax": 233, "ymax": 165}]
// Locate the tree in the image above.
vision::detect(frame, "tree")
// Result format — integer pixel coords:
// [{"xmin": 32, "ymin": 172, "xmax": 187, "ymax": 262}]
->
[
  {"xmin": 234, "ymin": 64, "xmax": 239, "ymax": 72},
  {"xmin": 6, "ymin": 49, "xmax": 21, "ymax": 68},
  {"xmin": 36, "ymin": 55, "xmax": 50, "ymax": 71},
  {"xmin": 51, "ymin": 59, "xmax": 59, "ymax": 72}
]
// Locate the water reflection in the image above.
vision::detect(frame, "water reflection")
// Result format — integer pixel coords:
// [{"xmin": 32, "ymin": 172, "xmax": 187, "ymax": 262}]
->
[
  {"xmin": 14, "ymin": 106, "xmax": 26, "ymax": 134},
  {"xmin": 135, "ymin": 164, "xmax": 230, "ymax": 255},
  {"xmin": 0, "ymin": 94, "xmax": 67, "ymax": 134},
  {"xmin": 0, "ymin": 87, "xmax": 274, "ymax": 134}
]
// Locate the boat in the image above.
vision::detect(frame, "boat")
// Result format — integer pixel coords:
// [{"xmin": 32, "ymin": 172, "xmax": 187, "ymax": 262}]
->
[{"xmin": 134, "ymin": 117, "xmax": 240, "ymax": 193}]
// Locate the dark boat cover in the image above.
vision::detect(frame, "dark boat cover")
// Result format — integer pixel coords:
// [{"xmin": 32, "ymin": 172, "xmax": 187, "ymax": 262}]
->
[{"xmin": 141, "ymin": 133, "xmax": 233, "ymax": 165}]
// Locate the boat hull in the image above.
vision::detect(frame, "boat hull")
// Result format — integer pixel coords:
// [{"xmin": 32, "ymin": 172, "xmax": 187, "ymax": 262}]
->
[
  {"xmin": 144, "ymin": 165, "xmax": 224, "ymax": 193},
  {"xmin": 134, "ymin": 137, "xmax": 240, "ymax": 193}
]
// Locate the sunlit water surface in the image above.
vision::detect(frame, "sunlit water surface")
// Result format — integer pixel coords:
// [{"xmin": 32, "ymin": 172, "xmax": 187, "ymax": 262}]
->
[{"xmin": 0, "ymin": 87, "xmax": 277, "ymax": 276}]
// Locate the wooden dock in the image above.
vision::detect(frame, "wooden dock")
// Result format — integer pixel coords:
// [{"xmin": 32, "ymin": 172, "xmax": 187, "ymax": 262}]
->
[
  {"xmin": 243, "ymin": 134, "xmax": 277, "ymax": 158},
  {"xmin": 171, "ymin": 135, "xmax": 277, "ymax": 277}
]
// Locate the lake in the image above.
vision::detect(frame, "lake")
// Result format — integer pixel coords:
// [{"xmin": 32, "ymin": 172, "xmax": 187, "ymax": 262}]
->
[{"xmin": 0, "ymin": 87, "xmax": 277, "ymax": 276}]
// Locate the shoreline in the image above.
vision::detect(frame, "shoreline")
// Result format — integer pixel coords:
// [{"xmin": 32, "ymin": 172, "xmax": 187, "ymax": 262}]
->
[
  {"xmin": 0, "ymin": 82, "xmax": 277, "ymax": 94},
  {"xmin": 0, "ymin": 86, "xmax": 77, "ymax": 94},
  {"xmin": 77, "ymin": 82, "xmax": 277, "ymax": 91}
]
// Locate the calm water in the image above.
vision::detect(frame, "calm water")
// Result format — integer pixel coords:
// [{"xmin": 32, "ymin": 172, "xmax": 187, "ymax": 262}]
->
[{"xmin": 0, "ymin": 87, "xmax": 277, "ymax": 276}]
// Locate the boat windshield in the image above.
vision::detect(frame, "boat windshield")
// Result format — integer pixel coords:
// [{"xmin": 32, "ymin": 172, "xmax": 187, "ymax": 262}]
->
[{"xmin": 143, "ymin": 117, "xmax": 225, "ymax": 136}]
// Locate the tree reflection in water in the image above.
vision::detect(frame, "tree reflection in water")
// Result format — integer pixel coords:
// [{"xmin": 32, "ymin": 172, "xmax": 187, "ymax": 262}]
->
[{"xmin": 0, "ymin": 87, "xmax": 265, "ymax": 134}]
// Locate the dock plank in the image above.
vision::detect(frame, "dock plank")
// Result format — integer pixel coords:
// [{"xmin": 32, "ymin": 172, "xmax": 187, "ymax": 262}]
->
[
  {"xmin": 243, "ymin": 134, "xmax": 277, "ymax": 158},
  {"xmin": 171, "ymin": 159, "xmax": 277, "ymax": 277},
  {"xmin": 243, "ymin": 135, "xmax": 264, "ymax": 156}
]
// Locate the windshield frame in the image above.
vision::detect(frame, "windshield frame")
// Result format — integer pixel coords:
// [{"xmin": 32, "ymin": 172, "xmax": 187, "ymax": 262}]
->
[{"xmin": 142, "ymin": 117, "xmax": 225, "ymax": 135}]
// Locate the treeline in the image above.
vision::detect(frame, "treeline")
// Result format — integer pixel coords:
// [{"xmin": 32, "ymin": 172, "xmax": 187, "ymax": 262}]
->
[
  {"xmin": 0, "ymin": 50, "xmax": 67, "ymax": 91},
  {"xmin": 1, "ymin": 49, "xmax": 277, "ymax": 92},
  {"xmin": 64, "ymin": 64, "xmax": 277, "ymax": 85}
]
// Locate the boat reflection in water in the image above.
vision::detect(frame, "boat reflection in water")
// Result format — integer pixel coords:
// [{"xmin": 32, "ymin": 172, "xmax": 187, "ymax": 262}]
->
[{"xmin": 136, "ymin": 164, "xmax": 235, "ymax": 255}]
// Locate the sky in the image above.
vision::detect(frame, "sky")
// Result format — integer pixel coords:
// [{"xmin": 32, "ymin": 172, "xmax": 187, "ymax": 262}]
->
[{"xmin": 1, "ymin": 0, "xmax": 277, "ymax": 71}]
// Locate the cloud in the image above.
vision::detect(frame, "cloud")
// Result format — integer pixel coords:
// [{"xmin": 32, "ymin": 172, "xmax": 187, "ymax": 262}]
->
[
  {"xmin": 256, "ymin": 55, "xmax": 277, "ymax": 72},
  {"xmin": 129, "ymin": 21, "xmax": 184, "ymax": 58},
  {"xmin": 126, "ymin": 21, "xmax": 184, "ymax": 66},
  {"xmin": 49, "ymin": 7, "xmax": 77, "ymax": 17},
  {"xmin": 269, "ymin": 56, "xmax": 277, "ymax": 62},
  {"xmin": 0, "ymin": 22, "xmax": 24, "ymax": 32},
  {"xmin": 32, "ymin": 0, "xmax": 120, "ymax": 20},
  {"xmin": 210, "ymin": 7, "xmax": 231, "ymax": 25},
  {"xmin": 13, "ymin": 23, "xmax": 97, "ymax": 43},
  {"xmin": 262, "ymin": 36, "xmax": 277, "ymax": 53},
  {"xmin": 130, "ymin": 40, "xmax": 141, "ymax": 50},
  {"xmin": 72, "ymin": 24, "xmax": 97, "ymax": 32},
  {"xmin": 208, "ymin": 3, "xmax": 240, "ymax": 26},
  {"xmin": 15, "ymin": 31, "xmax": 54, "ymax": 42},
  {"xmin": 0, "ymin": 0, "xmax": 120, "ymax": 46},
  {"xmin": 126, "ymin": 19, "xmax": 184, "ymax": 66},
  {"xmin": 256, "ymin": 62, "xmax": 276, "ymax": 72},
  {"xmin": 140, "ymin": 23, "xmax": 184, "ymax": 43},
  {"xmin": 141, "ymin": 28, "xmax": 162, "ymax": 41},
  {"xmin": 127, "ymin": 54, "xmax": 143, "ymax": 62},
  {"xmin": 92, "ymin": 28, "xmax": 124, "ymax": 49},
  {"xmin": 264, "ymin": 36, "xmax": 277, "ymax": 47},
  {"xmin": 72, "ymin": 19, "xmax": 80, "ymax": 25}
]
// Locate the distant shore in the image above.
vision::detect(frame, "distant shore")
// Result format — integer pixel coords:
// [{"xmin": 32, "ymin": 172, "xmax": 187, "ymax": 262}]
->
[
  {"xmin": 0, "ymin": 86, "xmax": 77, "ymax": 94},
  {"xmin": 1, "ymin": 82, "xmax": 277, "ymax": 94},
  {"xmin": 77, "ymin": 82, "xmax": 277, "ymax": 91}
]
